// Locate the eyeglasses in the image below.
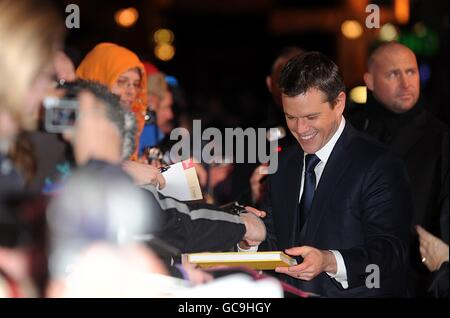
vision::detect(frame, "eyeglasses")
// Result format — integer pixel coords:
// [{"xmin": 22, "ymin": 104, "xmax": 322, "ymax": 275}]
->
[{"xmin": 115, "ymin": 78, "xmax": 141, "ymax": 91}]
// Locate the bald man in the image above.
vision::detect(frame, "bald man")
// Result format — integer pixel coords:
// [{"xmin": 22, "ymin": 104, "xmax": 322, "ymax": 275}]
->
[{"xmin": 349, "ymin": 42, "xmax": 449, "ymax": 297}]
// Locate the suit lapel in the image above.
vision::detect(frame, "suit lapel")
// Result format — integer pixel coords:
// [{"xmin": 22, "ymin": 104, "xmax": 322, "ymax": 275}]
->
[{"xmin": 300, "ymin": 124, "xmax": 355, "ymax": 245}]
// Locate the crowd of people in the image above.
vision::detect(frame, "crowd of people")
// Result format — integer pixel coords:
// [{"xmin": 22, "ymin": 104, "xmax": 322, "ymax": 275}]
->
[{"xmin": 0, "ymin": 0, "xmax": 448, "ymax": 298}]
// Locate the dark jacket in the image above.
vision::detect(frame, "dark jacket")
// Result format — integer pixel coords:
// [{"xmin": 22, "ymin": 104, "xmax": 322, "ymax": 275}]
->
[
  {"xmin": 349, "ymin": 93, "xmax": 448, "ymax": 230},
  {"xmin": 60, "ymin": 160, "xmax": 247, "ymax": 254},
  {"xmin": 142, "ymin": 185, "xmax": 246, "ymax": 253},
  {"xmin": 348, "ymin": 93, "xmax": 449, "ymax": 296}
]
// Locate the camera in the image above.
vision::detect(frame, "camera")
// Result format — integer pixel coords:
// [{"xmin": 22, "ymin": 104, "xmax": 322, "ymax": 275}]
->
[
  {"xmin": 43, "ymin": 78, "xmax": 81, "ymax": 133},
  {"xmin": 43, "ymin": 96, "xmax": 78, "ymax": 133}
]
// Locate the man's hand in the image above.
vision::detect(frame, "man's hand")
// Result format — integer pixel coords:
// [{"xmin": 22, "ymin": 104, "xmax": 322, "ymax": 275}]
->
[
  {"xmin": 275, "ymin": 246, "xmax": 337, "ymax": 281},
  {"xmin": 416, "ymin": 225, "xmax": 449, "ymax": 272},
  {"xmin": 249, "ymin": 164, "xmax": 268, "ymax": 205},
  {"xmin": 122, "ymin": 160, "xmax": 166, "ymax": 189},
  {"xmin": 239, "ymin": 212, "xmax": 266, "ymax": 247},
  {"xmin": 244, "ymin": 206, "xmax": 266, "ymax": 218},
  {"xmin": 237, "ymin": 207, "xmax": 266, "ymax": 250}
]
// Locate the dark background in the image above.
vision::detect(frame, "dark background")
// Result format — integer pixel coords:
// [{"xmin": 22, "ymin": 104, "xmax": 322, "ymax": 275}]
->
[{"xmin": 52, "ymin": 0, "xmax": 449, "ymax": 126}]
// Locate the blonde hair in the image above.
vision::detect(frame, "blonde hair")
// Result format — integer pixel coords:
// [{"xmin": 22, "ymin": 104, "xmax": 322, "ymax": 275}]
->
[
  {"xmin": 147, "ymin": 72, "xmax": 168, "ymax": 100},
  {"xmin": 0, "ymin": 0, "xmax": 63, "ymax": 130}
]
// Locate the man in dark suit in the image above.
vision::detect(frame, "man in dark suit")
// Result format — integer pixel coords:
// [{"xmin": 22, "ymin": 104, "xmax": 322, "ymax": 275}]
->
[
  {"xmin": 259, "ymin": 52, "xmax": 412, "ymax": 297},
  {"xmin": 348, "ymin": 42, "xmax": 449, "ymax": 297}
]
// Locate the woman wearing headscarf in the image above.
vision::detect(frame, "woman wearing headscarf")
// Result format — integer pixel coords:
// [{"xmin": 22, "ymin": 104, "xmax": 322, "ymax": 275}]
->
[{"xmin": 76, "ymin": 43, "xmax": 147, "ymax": 160}]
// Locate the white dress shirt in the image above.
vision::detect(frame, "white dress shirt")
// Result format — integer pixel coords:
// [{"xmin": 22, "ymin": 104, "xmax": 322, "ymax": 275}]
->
[
  {"xmin": 299, "ymin": 117, "xmax": 348, "ymax": 289},
  {"xmin": 239, "ymin": 117, "xmax": 348, "ymax": 289}
]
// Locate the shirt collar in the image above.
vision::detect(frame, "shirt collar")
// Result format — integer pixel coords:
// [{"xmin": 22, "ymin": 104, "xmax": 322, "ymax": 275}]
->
[{"xmin": 313, "ymin": 116, "xmax": 346, "ymax": 165}]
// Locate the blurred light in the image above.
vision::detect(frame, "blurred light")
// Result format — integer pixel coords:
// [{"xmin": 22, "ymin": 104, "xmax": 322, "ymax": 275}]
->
[
  {"xmin": 379, "ymin": 23, "xmax": 399, "ymax": 41},
  {"xmin": 165, "ymin": 75, "xmax": 179, "ymax": 87},
  {"xmin": 341, "ymin": 20, "xmax": 363, "ymax": 39},
  {"xmin": 267, "ymin": 126, "xmax": 286, "ymax": 142},
  {"xmin": 419, "ymin": 63, "xmax": 431, "ymax": 84},
  {"xmin": 350, "ymin": 86, "xmax": 367, "ymax": 104},
  {"xmin": 399, "ymin": 29, "xmax": 439, "ymax": 56},
  {"xmin": 154, "ymin": 29, "xmax": 174, "ymax": 44},
  {"xmin": 154, "ymin": 43, "xmax": 175, "ymax": 61},
  {"xmin": 413, "ymin": 22, "xmax": 428, "ymax": 37},
  {"xmin": 115, "ymin": 7, "xmax": 139, "ymax": 28},
  {"xmin": 395, "ymin": 0, "xmax": 410, "ymax": 25}
]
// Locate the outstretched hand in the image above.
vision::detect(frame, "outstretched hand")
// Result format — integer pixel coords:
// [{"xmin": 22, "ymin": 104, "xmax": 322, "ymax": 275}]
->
[
  {"xmin": 239, "ymin": 212, "xmax": 266, "ymax": 247},
  {"xmin": 275, "ymin": 246, "xmax": 336, "ymax": 281}
]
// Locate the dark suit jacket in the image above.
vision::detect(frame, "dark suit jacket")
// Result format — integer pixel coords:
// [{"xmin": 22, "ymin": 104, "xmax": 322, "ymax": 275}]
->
[
  {"xmin": 261, "ymin": 122, "xmax": 412, "ymax": 297},
  {"xmin": 348, "ymin": 94, "xmax": 449, "ymax": 296},
  {"xmin": 349, "ymin": 94, "xmax": 448, "ymax": 232}
]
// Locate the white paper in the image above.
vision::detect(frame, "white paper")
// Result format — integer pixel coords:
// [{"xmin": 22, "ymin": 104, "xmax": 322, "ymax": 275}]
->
[{"xmin": 157, "ymin": 160, "xmax": 202, "ymax": 201}]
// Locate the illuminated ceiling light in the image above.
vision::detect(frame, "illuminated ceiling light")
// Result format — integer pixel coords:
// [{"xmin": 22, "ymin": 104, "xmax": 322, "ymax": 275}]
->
[
  {"xmin": 154, "ymin": 43, "xmax": 175, "ymax": 61},
  {"xmin": 413, "ymin": 22, "xmax": 428, "ymax": 37},
  {"xmin": 395, "ymin": 0, "xmax": 410, "ymax": 25},
  {"xmin": 379, "ymin": 23, "xmax": 399, "ymax": 41},
  {"xmin": 115, "ymin": 7, "xmax": 139, "ymax": 28},
  {"xmin": 341, "ymin": 20, "xmax": 363, "ymax": 40},
  {"xmin": 153, "ymin": 29, "xmax": 174, "ymax": 44},
  {"xmin": 349, "ymin": 86, "xmax": 367, "ymax": 104}
]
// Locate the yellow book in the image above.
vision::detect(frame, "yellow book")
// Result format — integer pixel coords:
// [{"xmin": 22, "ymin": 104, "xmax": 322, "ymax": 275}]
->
[{"xmin": 186, "ymin": 251, "xmax": 297, "ymax": 270}]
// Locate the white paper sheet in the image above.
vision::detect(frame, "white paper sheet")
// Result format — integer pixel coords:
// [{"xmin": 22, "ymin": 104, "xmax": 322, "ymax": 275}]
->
[{"xmin": 157, "ymin": 159, "xmax": 203, "ymax": 201}]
